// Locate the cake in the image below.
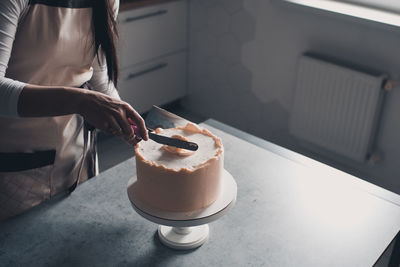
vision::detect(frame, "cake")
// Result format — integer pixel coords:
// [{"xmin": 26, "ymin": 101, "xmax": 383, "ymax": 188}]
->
[{"xmin": 133, "ymin": 123, "xmax": 224, "ymax": 212}]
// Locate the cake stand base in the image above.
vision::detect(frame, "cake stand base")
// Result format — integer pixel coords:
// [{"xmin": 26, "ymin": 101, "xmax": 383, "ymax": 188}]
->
[
  {"xmin": 158, "ymin": 225, "xmax": 209, "ymax": 250},
  {"xmin": 127, "ymin": 169, "xmax": 237, "ymax": 251}
]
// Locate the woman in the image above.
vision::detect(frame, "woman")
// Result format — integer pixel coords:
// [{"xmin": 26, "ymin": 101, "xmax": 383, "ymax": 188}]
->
[{"xmin": 0, "ymin": 0, "xmax": 148, "ymax": 220}]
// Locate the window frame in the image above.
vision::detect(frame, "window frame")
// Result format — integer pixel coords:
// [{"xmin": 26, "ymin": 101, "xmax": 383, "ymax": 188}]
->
[
  {"xmin": 340, "ymin": 0, "xmax": 400, "ymax": 14},
  {"xmin": 281, "ymin": 0, "xmax": 400, "ymax": 29}
]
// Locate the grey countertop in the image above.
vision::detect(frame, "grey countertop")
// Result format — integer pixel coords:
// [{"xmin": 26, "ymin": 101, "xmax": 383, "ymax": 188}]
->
[{"xmin": 1, "ymin": 119, "xmax": 400, "ymax": 267}]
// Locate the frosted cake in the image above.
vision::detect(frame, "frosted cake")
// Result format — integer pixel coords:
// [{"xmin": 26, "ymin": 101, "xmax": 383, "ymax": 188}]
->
[{"xmin": 133, "ymin": 123, "xmax": 223, "ymax": 212}]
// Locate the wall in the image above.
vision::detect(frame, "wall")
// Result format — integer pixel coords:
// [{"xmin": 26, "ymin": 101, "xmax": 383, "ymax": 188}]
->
[{"xmin": 184, "ymin": 0, "xmax": 400, "ymax": 194}]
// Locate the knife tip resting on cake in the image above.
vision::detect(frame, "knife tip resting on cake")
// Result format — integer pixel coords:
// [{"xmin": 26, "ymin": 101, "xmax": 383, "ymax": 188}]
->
[{"xmin": 131, "ymin": 124, "xmax": 199, "ymax": 151}]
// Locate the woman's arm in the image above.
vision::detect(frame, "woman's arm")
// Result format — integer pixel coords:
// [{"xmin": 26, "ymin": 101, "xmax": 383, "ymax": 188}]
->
[
  {"xmin": 0, "ymin": 0, "xmax": 147, "ymax": 144},
  {"xmin": 18, "ymin": 84, "xmax": 148, "ymax": 145},
  {"xmin": 0, "ymin": 0, "xmax": 28, "ymax": 117}
]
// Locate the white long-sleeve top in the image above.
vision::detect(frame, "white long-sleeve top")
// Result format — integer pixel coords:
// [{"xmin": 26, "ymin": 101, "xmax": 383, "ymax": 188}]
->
[{"xmin": 0, "ymin": 0, "xmax": 120, "ymax": 117}]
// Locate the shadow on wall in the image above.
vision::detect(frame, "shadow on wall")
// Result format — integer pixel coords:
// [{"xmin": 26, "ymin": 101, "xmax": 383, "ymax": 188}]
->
[{"xmin": 184, "ymin": 0, "xmax": 290, "ymax": 142}]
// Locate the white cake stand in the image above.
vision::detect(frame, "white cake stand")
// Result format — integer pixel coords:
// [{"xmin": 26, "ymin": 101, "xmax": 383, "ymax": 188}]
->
[{"xmin": 127, "ymin": 169, "xmax": 237, "ymax": 250}]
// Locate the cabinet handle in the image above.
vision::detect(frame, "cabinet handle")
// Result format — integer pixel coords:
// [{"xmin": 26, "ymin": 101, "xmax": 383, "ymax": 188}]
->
[
  {"xmin": 127, "ymin": 63, "xmax": 168, "ymax": 80},
  {"xmin": 123, "ymin": 10, "xmax": 168, "ymax": 23}
]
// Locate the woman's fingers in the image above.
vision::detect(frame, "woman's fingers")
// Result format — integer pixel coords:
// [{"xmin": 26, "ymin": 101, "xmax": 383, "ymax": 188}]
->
[
  {"xmin": 102, "ymin": 116, "xmax": 121, "ymax": 136},
  {"xmin": 113, "ymin": 108, "xmax": 137, "ymax": 145},
  {"xmin": 110, "ymin": 104, "xmax": 147, "ymax": 145},
  {"xmin": 79, "ymin": 90, "xmax": 147, "ymax": 144},
  {"xmin": 124, "ymin": 105, "xmax": 148, "ymax": 141}
]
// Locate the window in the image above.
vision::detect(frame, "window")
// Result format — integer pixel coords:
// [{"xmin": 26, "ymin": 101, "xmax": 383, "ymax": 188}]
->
[
  {"xmin": 282, "ymin": 0, "xmax": 400, "ymax": 28},
  {"xmin": 341, "ymin": 0, "xmax": 400, "ymax": 13}
]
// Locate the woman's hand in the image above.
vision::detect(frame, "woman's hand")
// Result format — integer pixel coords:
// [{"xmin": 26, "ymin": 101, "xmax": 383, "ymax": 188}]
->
[
  {"xmin": 18, "ymin": 84, "xmax": 147, "ymax": 145},
  {"xmin": 78, "ymin": 90, "xmax": 148, "ymax": 145}
]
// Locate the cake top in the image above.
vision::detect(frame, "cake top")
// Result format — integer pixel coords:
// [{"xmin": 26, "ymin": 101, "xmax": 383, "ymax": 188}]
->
[{"xmin": 135, "ymin": 123, "xmax": 223, "ymax": 172}]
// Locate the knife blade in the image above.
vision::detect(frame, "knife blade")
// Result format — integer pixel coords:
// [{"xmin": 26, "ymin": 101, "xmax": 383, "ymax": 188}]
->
[
  {"xmin": 148, "ymin": 131, "xmax": 199, "ymax": 151},
  {"xmin": 145, "ymin": 105, "xmax": 190, "ymax": 129},
  {"xmin": 131, "ymin": 124, "xmax": 198, "ymax": 151}
]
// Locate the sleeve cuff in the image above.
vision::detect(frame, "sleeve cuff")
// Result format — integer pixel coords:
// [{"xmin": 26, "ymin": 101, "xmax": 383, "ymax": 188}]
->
[{"xmin": 0, "ymin": 78, "xmax": 26, "ymax": 117}]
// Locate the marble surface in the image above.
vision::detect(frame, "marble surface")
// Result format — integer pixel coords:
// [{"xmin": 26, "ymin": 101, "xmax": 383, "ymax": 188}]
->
[{"xmin": 1, "ymin": 120, "xmax": 400, "ymax": 267}]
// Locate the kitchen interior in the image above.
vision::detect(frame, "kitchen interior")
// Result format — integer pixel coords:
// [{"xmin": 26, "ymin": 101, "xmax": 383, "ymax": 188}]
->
[
  {"xmin": 2, "ymin": 0, "xmax": 400, "ymax": 266},
  {"xmin": 101, "ymin": 0, "xmax": 400, "ymax": 196}
]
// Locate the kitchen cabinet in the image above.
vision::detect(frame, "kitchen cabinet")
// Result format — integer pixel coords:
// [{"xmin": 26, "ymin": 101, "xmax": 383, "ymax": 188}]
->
[
  {"xmin": 118, "ymin": 51, "xmax": 186, "ymax": 113},
  {"xmin": 118, "ymin": 0, "xmax": 187, "ymax": 113}
]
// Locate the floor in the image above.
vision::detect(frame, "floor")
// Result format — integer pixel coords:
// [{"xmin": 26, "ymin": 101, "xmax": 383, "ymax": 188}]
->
[{"xmin": 97, "ymin": 102, "xmax": 206, "ymax": 172}]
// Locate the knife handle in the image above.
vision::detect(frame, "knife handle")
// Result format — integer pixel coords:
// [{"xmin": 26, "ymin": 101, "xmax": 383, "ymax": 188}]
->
[{"xmin": 131, "ymin": 125, "xmax": 143, "ymax": 141}]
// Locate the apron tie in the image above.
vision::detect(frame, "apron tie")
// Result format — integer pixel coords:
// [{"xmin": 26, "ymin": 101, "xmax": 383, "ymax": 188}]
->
[{"xmin": 68, "ymin": 82, "xmax": 98, "ymax": 193}]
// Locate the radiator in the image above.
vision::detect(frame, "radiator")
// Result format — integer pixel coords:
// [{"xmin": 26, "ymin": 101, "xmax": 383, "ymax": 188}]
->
[{"xmin": 289, "ymin": 55, "xmax": 387, "ymax": 162}]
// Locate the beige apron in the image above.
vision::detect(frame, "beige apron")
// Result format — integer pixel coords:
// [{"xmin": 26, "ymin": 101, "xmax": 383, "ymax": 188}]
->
[{"xmin": 0, "ymin": 0, "xmax": 97, "ymax": 220}]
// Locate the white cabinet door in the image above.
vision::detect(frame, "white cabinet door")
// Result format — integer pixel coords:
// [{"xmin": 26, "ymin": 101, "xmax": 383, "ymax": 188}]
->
[
  {"xmin": 118, "ymin": 0, "xmax": 187, "ymax": 69},
  {"xmin": 118, "ymin": 51, "xmax": 187, "ymax": 114}
]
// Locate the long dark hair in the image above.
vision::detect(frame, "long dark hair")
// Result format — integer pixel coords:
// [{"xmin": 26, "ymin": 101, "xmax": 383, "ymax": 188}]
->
[{"xmin": 92, "ymin": 0, "xmax": 119, "ymax": 87}]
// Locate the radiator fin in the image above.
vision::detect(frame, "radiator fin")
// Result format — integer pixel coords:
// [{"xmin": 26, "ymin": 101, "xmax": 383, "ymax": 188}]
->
[{"xmin": 289, "ymin": 55, "xmax": 385, "ymax": 162}]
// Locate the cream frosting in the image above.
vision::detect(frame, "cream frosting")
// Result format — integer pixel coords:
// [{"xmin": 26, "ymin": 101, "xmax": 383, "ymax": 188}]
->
[
  {"xmin": 135, "ymin": 123, "xmax": 223, "ymax": 172},
  {"xmin": 161, "ymin": 134, "xmax": 195, "ymax": 156}
]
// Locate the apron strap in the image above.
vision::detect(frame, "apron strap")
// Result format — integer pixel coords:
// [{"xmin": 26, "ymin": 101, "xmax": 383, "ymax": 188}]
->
[
  {"xmin": 0, "ymin": 150, "xmax": 56, "ymax": 172},
  {"xmin": 68, "ymin": 121, "xmax": 97, "ymax": 193},
  {"xmin": 68, "ymin": 82, "xmax": 97, "ymax": 193}
]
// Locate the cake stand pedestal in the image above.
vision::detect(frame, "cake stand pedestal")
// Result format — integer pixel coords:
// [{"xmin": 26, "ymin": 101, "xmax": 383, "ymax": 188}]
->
[{"xmin": 127, "ymin": 170, "xmax": 237, "ymax": 250}]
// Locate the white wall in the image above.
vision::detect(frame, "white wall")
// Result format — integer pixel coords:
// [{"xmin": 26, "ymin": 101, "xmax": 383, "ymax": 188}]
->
[{"xmin": 185, "ymin": 0, "xmax": 400, "ymax": 194}]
